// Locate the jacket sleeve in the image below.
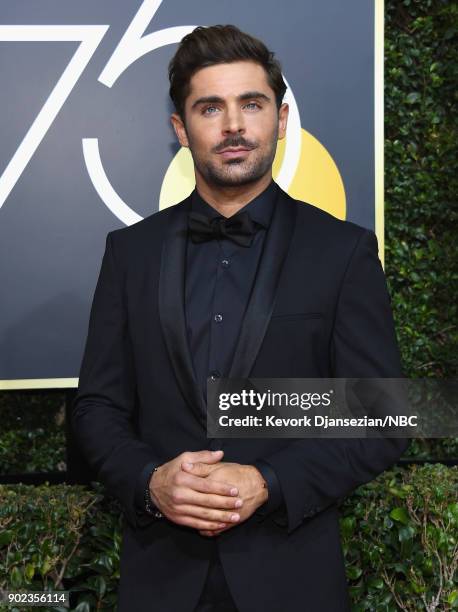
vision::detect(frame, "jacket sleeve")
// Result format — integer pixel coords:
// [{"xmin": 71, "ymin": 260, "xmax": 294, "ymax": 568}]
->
[
  {"xmin": 258, "ymin": 229, "xmax": 410, "ymax": 535},
  {"xmin": 71, "ymin": 232, "xmax": 160, "ymax": 529},
  {"xmin": 252, "ymin": 459, "xmax": 285, "ymax": 520}
]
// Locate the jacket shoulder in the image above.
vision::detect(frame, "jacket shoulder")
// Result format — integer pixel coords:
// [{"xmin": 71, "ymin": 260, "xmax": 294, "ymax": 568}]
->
[
  {"xmin": 283, "ymin": 190, "xmax": 375, "ymax": 248},
  {"xmin": 106, "ymin": 195, "xmax": 191, "ymax": 249}
]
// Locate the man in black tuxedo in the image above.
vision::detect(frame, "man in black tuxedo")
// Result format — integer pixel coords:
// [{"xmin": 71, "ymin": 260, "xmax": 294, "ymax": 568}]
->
[{"xmin": 72, "ymin": 24, "xmax": 409, "ymax": 612}]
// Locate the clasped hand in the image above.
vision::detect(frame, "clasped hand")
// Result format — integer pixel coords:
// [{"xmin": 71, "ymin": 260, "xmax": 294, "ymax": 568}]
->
[{"xmin": 149, "ymin": 450, "xmax": 268, "ymax": 537}]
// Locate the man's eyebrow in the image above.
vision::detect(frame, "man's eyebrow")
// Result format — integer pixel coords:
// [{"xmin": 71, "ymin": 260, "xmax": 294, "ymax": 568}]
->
[
  {"xmin": 238, "ymin": 91, "xmax": 271, "ymax": 103},
  {"xmin": 191, "ymin": 95, "xmax": 224, "ymax": 110},
  {"xmin": 191, "ymin": 91, "xmax": 271, "ymax": 110}
]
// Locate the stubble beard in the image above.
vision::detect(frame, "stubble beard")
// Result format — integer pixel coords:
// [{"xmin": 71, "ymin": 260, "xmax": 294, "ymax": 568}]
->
[{"xmin": 189, "ymin": 131, "xmax": 278, "ymax": 188}]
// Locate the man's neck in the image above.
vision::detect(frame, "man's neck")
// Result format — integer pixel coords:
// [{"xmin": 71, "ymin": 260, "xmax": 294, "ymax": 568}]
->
[{"xmin": 195, "ymin": 173, "xmax": 273, "ymax": 218}]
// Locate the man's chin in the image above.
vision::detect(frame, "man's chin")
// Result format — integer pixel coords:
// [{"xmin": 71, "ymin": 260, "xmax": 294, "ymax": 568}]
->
[
  {"xmin": 210, "ymin": 175, "xmax": 261, "ymax": 188},
  {"xmin": 204, "ymin": 164, "xmax": 268, "ymax": 188}
]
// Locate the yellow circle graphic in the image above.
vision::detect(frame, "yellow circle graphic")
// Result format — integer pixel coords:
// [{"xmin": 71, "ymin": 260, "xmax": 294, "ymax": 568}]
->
[{"xmin": 159, "ymin": 128, "xmax": 346, "ymax": 220}]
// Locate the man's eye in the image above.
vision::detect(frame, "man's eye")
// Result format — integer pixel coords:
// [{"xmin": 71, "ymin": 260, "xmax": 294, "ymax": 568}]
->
[
  {"xmin": 203, "ymin": 106, "xmax": 218, "ymax": 115},
  {"xmin": 244, "ymin": 102, "xmax": 260, "ymax": 110}
]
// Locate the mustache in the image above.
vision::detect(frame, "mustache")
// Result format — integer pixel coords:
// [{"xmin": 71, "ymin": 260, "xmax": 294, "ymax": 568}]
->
[{"xmin": 213, "ymin": 137, "xmax": 257, "ymax": 153}]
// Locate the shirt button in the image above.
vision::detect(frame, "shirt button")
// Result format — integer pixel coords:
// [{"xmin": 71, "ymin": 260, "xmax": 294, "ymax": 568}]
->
[
  {"xmin": 221, "ymin": 258, "xmax": 230, "ymax": 268},
  {"xmin": 214, "ymin": 313, "xmax": 223, "ymax": 323},
  {"xmin": 209, "ymin": 370, "xmax": 221, "ymax": 381}
]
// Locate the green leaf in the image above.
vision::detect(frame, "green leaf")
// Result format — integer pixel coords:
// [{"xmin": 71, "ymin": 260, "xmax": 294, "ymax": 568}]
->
[
  {"xmin": 0, "ymin": 530, "xmax": 14, "ymax": 546},
  {"xmin": 25, "ymin": 563, "xmax": 35, "ymax": 581},
  {"xmin": 446, "ymin": 502, "xmax": 458, "ymax": 522},
  {"xmin": 40, "ymin": 556, "xmax": 52, "ymax": 575},
  {"xmin": 367, "ymin": 577, "xmax": 385, "ymax": 590},
  {"xmin": 341, "ymin": 516, "xmax": 356, "ymax": 537},
  {"xmin": 410, "ymin": 580, "xmax": 426, "ymax": 594},
  {"xmin": 398, "ymin": 525, "xmax": 416, "ymax": 542},
  {"xmin": 390, "ymin": 507, "xmax": 410, "ymax": 525},
  {"xmin": 10, "ymin": 566, "xmax": 22, "ymax": 588},
  {"xmin": 346, "ymin": 566, "xmax": 363, "ymax": 580},
  {"xmin": 406, "ymin": 92, "xmax": 421, "ymax": 104}
]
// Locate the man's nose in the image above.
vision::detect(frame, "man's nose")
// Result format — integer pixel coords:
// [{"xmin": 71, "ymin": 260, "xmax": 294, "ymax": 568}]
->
[{"xmin": 222, "ymin": 106, "xmax": 245, "ymax": 136}]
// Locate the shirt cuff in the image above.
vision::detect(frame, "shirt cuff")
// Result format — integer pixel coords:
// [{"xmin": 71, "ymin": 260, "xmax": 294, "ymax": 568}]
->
[{"xmin": 252, "ymin": 459, "xmax": 284, "ymax": 518}]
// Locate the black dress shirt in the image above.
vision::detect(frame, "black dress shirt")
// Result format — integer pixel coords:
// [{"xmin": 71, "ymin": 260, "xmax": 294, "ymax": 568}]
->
[{"xmin": 135, "ymin": 179, "xmax": 285, "ymax": 519}]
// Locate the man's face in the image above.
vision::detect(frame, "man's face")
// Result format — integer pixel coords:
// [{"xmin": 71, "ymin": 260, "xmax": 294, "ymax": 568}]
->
[{"xmin": 171, "ymin": 60, "xmax": 288, "ymax": 188}]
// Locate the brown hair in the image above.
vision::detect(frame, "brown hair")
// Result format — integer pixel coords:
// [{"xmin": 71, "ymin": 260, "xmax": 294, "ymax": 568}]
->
[{"xmin": 168, "ymin": 24, "xmax": 287, "ymax": 121}]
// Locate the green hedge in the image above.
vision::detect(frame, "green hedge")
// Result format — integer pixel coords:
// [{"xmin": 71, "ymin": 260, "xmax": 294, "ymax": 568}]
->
[
  {"xmin": 0, "ymin": 393, "xmax": 66, "ymax": 474},
  {"xmin": 341, "ymin": 463, "xmax": 458, "ymax": 611},
  {"xmin": 0, "ymin": 464, "xmax": 456, "ymax": 611},
  {"xmin": 0, "ymin": 482, "xmax": 122, "ymax": 612},
  {"xmin": 385, "ymin": 0, "xmax": 457, "ymax": 379}
]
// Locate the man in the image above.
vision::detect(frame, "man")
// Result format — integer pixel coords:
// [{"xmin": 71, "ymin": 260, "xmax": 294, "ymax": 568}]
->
[{"xmin": 72, "ymin": 24, "xmax": 409, "ymax": 611}]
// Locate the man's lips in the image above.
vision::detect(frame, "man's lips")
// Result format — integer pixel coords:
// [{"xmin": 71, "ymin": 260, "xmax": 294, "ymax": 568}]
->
[{"xmin": 217, "ymin": 147, "xmax": 253, "ymax": 159}]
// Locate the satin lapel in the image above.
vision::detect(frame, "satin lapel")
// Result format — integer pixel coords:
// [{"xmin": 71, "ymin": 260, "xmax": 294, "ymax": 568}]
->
[
  {"xmin": 228, "ymin": 187, "xmax": 297, "ymax": 378},
  {"xmin": 158, "ymin": 196, "xmax": 206, "ymax": 427}
]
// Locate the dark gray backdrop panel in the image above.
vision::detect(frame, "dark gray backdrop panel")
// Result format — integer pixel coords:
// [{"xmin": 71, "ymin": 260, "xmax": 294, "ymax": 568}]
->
[{"xmin": 0, "ymin": 0, "xmax": 374, "ymax": 383}]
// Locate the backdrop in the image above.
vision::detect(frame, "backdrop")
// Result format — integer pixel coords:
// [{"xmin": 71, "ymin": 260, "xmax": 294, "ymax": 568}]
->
[{"xmin": 0, "ymin": 0, "xmax": 382, "ymax": 388}]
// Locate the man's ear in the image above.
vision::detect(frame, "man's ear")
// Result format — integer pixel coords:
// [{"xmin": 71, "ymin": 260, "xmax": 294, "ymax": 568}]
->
[
  {"xmin": 278, "ymin": 102, "xmax": 289, "ymax": 140},
  {"xmin": 170, "ymin": 112, "xmax": 189, "ymax": 148}
]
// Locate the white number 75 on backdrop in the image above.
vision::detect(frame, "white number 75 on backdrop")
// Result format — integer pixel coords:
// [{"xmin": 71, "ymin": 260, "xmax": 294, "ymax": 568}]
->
[{"xmin": 0, "ymin": 0, "xmax": 300, "ymax": 225}]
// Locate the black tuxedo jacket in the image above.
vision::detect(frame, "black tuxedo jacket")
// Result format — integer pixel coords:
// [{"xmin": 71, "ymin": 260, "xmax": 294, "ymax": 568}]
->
[{"xmin": 72, "ymin": 184, "xmax": 409, "ymax": 612}]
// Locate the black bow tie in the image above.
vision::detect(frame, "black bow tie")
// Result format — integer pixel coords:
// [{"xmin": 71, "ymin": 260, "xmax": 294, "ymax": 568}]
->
[{"xmin": 188, "ymin": 210, "xmax": 256, "ymax": 247}]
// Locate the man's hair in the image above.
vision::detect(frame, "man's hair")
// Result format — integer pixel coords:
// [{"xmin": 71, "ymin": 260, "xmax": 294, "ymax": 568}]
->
[{"xmin": 168, "ymin": 24, "xmax": 287, "ymax": 121}]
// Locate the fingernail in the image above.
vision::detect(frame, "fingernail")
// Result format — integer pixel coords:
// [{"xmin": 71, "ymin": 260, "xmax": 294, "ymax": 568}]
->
[
  {"xmin": 212, "ymin": 450, "xmax": 223, "ymax": 454},
  {"xmin": 183, "ymin": 462, "xmax": 193, "ymax": 469},
  {"xmin": 231, "ymin": 514, "xmax": 240, "ymax": 522},
  {"xmin": 230, "ymin": 488, "xmax": 238, "ymax": 496},
  {"xmin": 235, "ymin": 499, "xmax": 243, "ymax": 508}
]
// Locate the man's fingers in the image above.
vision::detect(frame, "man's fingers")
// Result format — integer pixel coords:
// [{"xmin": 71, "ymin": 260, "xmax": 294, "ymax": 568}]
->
[
  {"xmin": 199, "ymin": 526, "xmax": 230, "ymax": 537},
  {"xmin": 176, "ymin": 504, "xmax": 241, "ymax": 524},
  {"xmin": 175, "ymin": 489, "xmax": 243, "ymax": 511},
  {"xmin": 177, "ymin": 515, "xmax": 229, "ymax": 531},
  {"xmin": 183, "ymin": 449, "xmax": 224, "ymax": 465},
  {"xmin": 181, "ymin": 461, "xmax": 221, "ymax": 477},
  {"xmin": 179, "ymin": 471, "xmax": 239, "ymax": 498}
]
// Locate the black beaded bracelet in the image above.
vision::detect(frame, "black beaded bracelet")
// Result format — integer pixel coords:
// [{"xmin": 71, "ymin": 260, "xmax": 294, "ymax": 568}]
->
[{"xmin": 144, "ymin": 466, "xmax": 163, "ymax": 518}]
